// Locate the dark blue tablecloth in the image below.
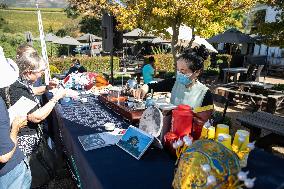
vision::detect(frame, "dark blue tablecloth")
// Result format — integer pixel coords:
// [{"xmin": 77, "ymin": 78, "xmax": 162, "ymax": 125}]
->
[
  {"xmin": 246, "ymin": 149, "xmax": 284, "ymax": 189},
  {"xmin": 54, "ymin": 95, "xmax": 175, "ymax": 189},
  {"xmin": 51, "ymin": 95, "xmax": 284, "ymax": 189}
]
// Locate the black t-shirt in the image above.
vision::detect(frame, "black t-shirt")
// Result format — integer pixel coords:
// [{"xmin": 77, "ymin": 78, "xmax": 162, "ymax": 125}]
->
[
  {"xmin": 0, "ymin": 81, "xmax": 40, "ymax": 136},
  {"xmin": 65, "ymin": 65, "xmax": 87, "ymax": 77},
  {"xmin": 148, "ymin": 78, "xmax": 213, "ymax": 107}
]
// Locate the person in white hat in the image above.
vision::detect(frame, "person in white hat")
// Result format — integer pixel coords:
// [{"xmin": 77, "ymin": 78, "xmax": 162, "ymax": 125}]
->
[
  {"xmin": 0, "ymin": 46, "xmax": 19, "ymax": 88},
  {"xmin": 0, "ymin": 46, "xmax": 31, "ymax": 189}
]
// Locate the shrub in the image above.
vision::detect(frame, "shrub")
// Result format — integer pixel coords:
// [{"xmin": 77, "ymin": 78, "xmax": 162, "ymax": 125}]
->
[
  {"xmin": 216, "ymin": 54, "xmax": 232, "ymax": 65},
  {"xmin": 203, "ymin": 56, "xmax": 211, "ymax": 70},
  {"xmin": 212, "ymin": 111, "xmax": 232, "ymax": 126},
  {"xmin": 203, "ymin": 67, "xmax": 220, "ymax": 76},
  {"xmin": 0, "ymin": 33, "xmax": 25, "ymax": 58},
  {"xmin": 152, "ymin": 54, "xmax": 174, "ymax": 72},
  {"xmin": 49, "ymin": 65, "xmax": 60, "ymax": 77},
  {"xmin": 49, "ymin": 56, "xmax": 120, "ymax": 74},
  {"xmin": 272, "ymin": 84, "xmax": 284, "ymax": 91}
]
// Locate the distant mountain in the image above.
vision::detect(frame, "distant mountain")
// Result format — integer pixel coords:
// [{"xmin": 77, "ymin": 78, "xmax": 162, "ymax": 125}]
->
[{"xmin": 2, "ymin": 0, "xmax": 68, "ymax": 8}]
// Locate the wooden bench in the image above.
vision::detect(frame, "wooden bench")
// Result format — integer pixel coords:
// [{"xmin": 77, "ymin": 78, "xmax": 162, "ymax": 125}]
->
[
  {"xmin": 237, "ymin": 111, "xmax": 284, "ymax": 141},
  {"xmin": 216, "ymin": 84, "xmax": 284, "ymax": 113}
]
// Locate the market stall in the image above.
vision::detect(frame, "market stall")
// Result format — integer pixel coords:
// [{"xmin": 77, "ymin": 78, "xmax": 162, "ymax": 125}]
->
[{"xmin": 47, "ymin": 92, "xmax": 284, "ymax": 189}]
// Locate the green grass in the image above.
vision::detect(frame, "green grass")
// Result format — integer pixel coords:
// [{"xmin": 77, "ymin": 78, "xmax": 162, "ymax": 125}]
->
[
  {"xmin": 0, "ymin": 9, "xmax": 79, "ymax": 36},
  {"xmin": 7, "ymin": 7, "xmax": 64, "ymax": 12}
]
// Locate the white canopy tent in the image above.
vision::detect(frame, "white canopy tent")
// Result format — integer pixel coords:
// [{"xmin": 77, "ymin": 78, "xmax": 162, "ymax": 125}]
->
[{"xmin": 166, "ymin": 25, "xmax": 218, "ymax": 53}]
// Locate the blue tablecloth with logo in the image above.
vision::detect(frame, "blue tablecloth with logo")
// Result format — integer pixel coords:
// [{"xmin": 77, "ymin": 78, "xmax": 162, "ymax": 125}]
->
[
  {"xmin": 52, "ymin": 95, "xmax": 175, "ymax": 189},
  {"xmin": 50, "ymin": 94, "xmax": 284, "ymax": 189}
]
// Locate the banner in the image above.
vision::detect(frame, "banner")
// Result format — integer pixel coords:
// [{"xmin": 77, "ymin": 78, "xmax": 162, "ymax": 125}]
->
[{"xmin": 36, "ymin": 3, "xmax": 50, "ymax": 84}]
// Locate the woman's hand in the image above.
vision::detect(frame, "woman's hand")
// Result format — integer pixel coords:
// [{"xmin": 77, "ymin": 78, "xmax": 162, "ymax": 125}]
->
[
  {"xmin": 11, "ymin": 116, "xmax": 27, "ymax": 131},
  {"xmin": 53, "ymin": 88, "xmax": 67, "ymax": 100},
  {"xmin": 47, "ymin": 79, "xmax": 59, "ymax": 90},
  {"xmin": 27, "ymin": 114, "xmax": 41, "ymax": 123}
]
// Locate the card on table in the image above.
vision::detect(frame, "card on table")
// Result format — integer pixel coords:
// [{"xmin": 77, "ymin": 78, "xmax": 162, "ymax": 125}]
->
[{"xmin": 117, "ymin": 126, "xmax": 154, "ymax": 160}]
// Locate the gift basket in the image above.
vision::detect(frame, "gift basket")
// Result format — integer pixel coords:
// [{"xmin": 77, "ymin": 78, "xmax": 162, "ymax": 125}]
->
[{"xmin": 171, "ymin": 121, "xmax": 256, "ymax": 189}]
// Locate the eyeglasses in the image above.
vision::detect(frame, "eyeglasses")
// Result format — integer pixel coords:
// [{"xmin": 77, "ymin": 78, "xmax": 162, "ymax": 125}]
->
[{"xmin": 30, "ymin": 67, "xmax": 47, "ymax": 73}]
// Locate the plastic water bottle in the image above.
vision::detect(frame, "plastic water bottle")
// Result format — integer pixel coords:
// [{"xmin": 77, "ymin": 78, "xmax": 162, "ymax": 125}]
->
[{"xmin": 145, "ymin": 97, "xmax": 154, "ymax": 108}]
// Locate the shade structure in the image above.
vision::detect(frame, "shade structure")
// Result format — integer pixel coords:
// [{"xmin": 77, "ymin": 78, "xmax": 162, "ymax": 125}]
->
[
  {"xmin": 166, "ymin": 25, "xmax": 193, "ymax": 41},
  {"xmin": 53, "ymin": 36, "xmax": 81, "ymax": 56},
  {"xmin": 53, "ymin": 36, "xmax": 82, "ymax": 46},
  {"xmin": 123, "ymin": 28, "xmax": 155, "ymax": 39},
  {"xmin": 190, "ymin": 36, "xmax": 218, "ymax": 53},
  {"xmin": 167, "ymin": 25, "xmax": 217, "ymax": 53},
  {"xmin": 77, "ymin": 33, "xmax": 102, "ymax": 43},
  {"xmin": 45, "ymin": 33, "xmax": 60, "ymax": 42},
  {"xmin": 207, "ymin": 28, "xmax": 256, "ymax": 44},
  {"xmin": 136, "ymin": 38, "xmax": 153, "ymax": 42},
  {"xmin": 152, "ymin": 37, "xmax": 170, "ymax": 44},
  {"xmin": 123, "ymin": 38, "xmax": 135, "ymax": 44},
  {"xmin": 33, "ymin": 33, "xmax": 60, "ymax": 42}
]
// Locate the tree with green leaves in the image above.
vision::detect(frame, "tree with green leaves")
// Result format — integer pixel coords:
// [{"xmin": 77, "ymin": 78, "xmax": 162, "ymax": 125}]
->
[
  {"xmin": 251, "ymin": 0, "xmax": 284, "ymax": 47},
  {"xmin": 68, "ymin": 0, "xmax": 257, "ymax": 67}
]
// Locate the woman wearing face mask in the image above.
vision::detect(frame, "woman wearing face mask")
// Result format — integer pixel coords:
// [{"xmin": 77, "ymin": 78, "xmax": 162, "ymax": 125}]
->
[{"xmin": 133, "ymin": 46, "xmax": 213, "ymax": 139}]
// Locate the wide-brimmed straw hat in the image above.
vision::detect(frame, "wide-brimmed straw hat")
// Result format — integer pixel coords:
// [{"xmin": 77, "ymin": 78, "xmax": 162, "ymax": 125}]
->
[{"xmin": 0, "ymin": 46, "xmax": 19, "ymax": 88}]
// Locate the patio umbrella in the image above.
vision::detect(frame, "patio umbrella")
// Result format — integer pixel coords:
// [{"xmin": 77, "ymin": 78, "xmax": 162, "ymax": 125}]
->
[
  {"xmin": 77, "ymin": 33, "xmax": 102, "ymax": 43},
  {"xmin": 53, "ymin": 36, "xmax": 82, "ymax": 56},
  {"xmin": 152, "ymin": 37, "xmax": 170, "ymax": 44},
  {"xmin": 181, "ymin": 36, "xmax": 218, "ymax": 53},
  {"xmin": 33, "ymin": 33, "xmax": 59, "ymax": 42},
  {"xmin": 166, "ymin": 25, "xmax": 193, "ymax": 41},
  {"xmin": 123, "ymin": 38, "xmax": 135, "ymax": 44},
  {"xmin": 45, "ymin": 33, "xmax": 60, "ymax": 57},
  {"xmin": 207, "ymin": 28, "xmax": 256, "ymax": 44},
  {"xmin": 167, "ymin": 25, "xmax": 217, "ymax": 53},
  {"xmin": 34, "ymin": 33, "xmax": 60, "ymax": 57},
  {"xmin": 136, "ymin": 38, "xmax": 153, "ymax": 42},
  {"xmin": 45, "ymin": 33, "xmax": 60, "ymax": 42},
  {"xmin": 123, "ymin": 28, "xmax": 155, "ymax": 39}
]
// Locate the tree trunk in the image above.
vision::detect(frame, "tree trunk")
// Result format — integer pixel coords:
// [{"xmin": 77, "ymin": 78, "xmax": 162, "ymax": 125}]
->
[
  {"xmin": 187, "ymin": 27, "xmax": 195, "ymax": 49},
  {"xmin": 171, "ymin": 23, "xmax": 180, "ymax": 73}
]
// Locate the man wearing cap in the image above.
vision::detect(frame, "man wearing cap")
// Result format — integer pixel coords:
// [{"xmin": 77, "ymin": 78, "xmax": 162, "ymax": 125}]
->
[{"xmin": 0, "ymin": 47, "xmax": 31, "ymax": 189}]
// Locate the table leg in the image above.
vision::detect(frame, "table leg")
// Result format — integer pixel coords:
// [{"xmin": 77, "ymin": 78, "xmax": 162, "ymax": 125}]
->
[
  {"xmin": 223, "ymin": 71, "xmax": 227, "ymax": 83},
  {"xmin": 267, "ymin": 97, "xmax": 277, "ymax": 114},
  {"xmin": 249, "ymin": 127, "xmax": 262, "ymax": 141},
  {"xmin": 233, "ymin": 73, "xmax": 238, "ymax": 82}
]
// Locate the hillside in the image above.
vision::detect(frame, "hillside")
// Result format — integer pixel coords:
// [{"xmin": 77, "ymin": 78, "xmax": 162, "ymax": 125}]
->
[
  {"xmin": 0, "ymin": 8, "xmax": 80, "ymax": 36},
  {"xmin": 2, "ymin": 0, "xmax": 68, "ymax": 8}
]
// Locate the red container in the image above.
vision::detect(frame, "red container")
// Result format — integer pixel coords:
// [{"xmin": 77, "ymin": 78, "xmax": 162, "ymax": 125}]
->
[{"xmin": 171, "ymin": 105, "xmax": 193, "ymax": 137}]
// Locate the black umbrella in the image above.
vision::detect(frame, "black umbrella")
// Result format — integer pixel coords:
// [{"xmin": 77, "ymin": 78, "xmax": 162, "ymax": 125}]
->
[
  {"xmin": 207, "ymin": 28, "xmax": 256, "ymax": 44},
  {"xmin": 123, "ymin": 28, "xmax": 155, "ymax": 39}
]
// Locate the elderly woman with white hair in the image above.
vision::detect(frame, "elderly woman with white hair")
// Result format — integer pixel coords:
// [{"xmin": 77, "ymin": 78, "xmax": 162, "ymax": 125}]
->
[
  {"xmin": 0, "ymin": 48, "xmax": 67, "ymax": 158},
  {"xmin": 0, "ymin": 47, "xmax": 31, "ymax": 189}
]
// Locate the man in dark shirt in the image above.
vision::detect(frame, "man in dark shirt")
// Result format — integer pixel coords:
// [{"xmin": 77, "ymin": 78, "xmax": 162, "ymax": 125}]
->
[{"xmin": 65, "ymin": 59, "xmax": 87, "ymax": 77}]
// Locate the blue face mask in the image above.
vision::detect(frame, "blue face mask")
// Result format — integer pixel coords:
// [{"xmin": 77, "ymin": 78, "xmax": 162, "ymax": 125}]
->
[{"xmin": 176, "ymin": 71, "xmax": 193, "ymax": 86}]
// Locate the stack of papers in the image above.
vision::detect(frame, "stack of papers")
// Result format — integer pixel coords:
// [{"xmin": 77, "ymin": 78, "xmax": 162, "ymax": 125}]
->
[{"xmin": 8, "ymin": 96, "xmax": 37, "ymax": 125}]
